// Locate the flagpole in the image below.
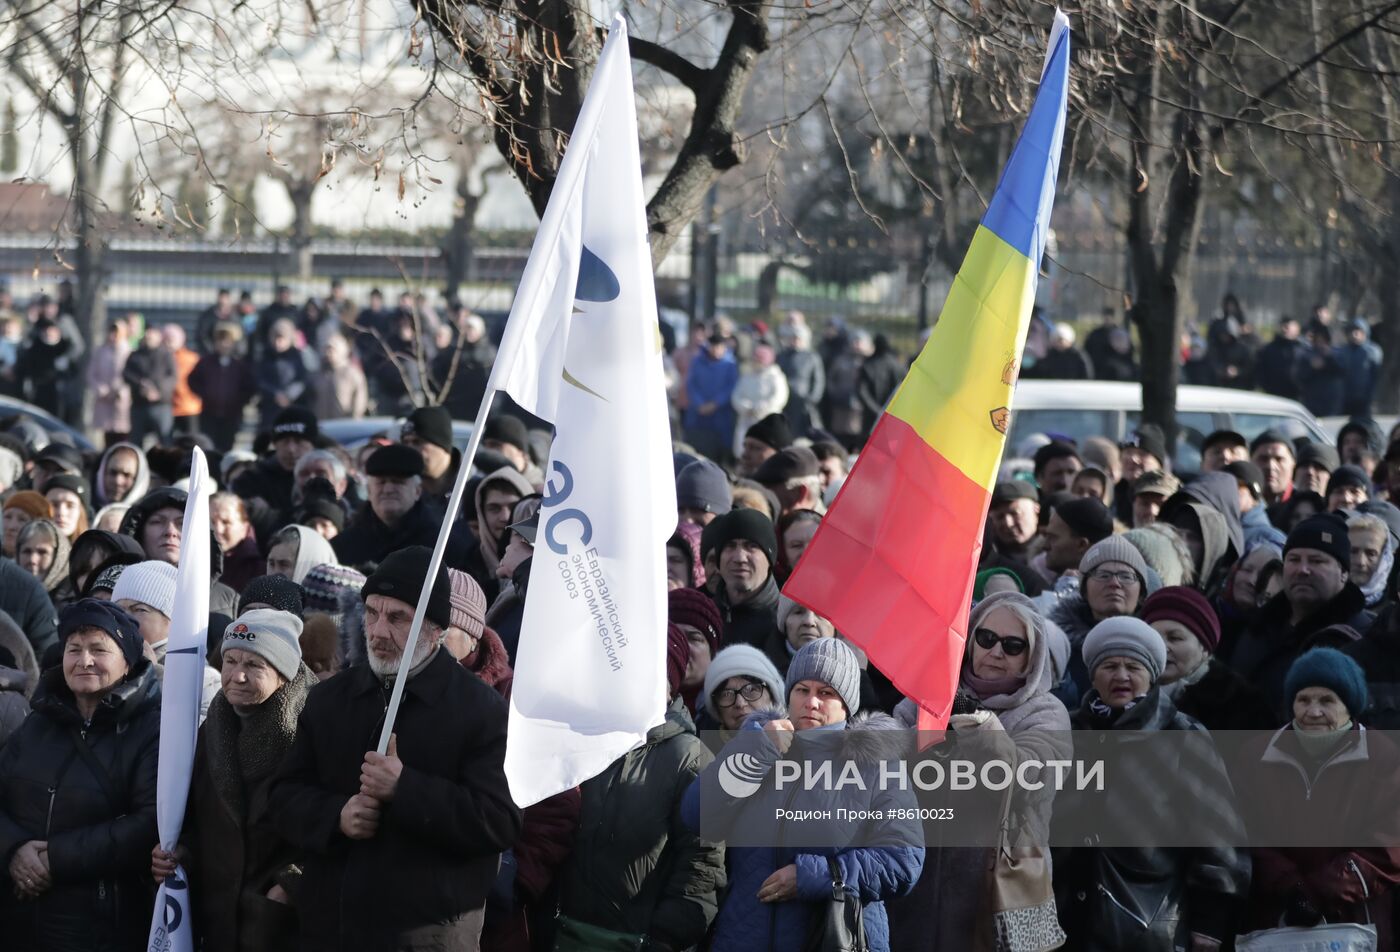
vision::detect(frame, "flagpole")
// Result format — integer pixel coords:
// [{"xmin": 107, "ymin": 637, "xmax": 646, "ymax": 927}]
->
[{"xmin": 375, "ymin": 389, "xmax": 497, "ymax": 754}]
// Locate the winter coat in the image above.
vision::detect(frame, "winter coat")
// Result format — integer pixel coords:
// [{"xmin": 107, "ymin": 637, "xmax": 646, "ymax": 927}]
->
[
  {"xmin": 0, "ymin": 557, "xmax": 59, "ymax": 660},
  {"xmin": 1255, "ymin": 337, "xmax": 1306, "ymax": 399},
  {"xmin": 714, "ymin": 575, "xmax": 783, "ymax": 650},
  {"xmin": 1343, "ymin": 601, "xmax": 1400, "ymax": 728},
  {"xmin": 170, "ymin": 346, "xmax": 203, "ymax": 417},
  {"xmin": 122, "ymin": 342, "xmax": 176, "ymax": 407},
  {"xmin": 1054, "ymin": 687, "xmax": 1250, "ymax": 950},
  {"xmin": 683, "ymin": 349, "xmax": 739, "ymax": 455},
  {"xmin": 557, "ymin": 697, "xmax": 723, "ymax": 949},
  {"xmin": 434, "ymin": 337, "xmax": 497, "ymax": 422},
  {"xmin": 1240, "ymin": 504, "xmax": 1285, "ymax": 551},
  {"xmin": 183, "ymin": 664, "xmax": 317, "ymax": 952},
  {"xmin": 1167, "ymin": 657, "xmax": 1277, "ymax": 733},
  {"xmin": 0, "ymin": 663, "xmax": 162, "ymax": 952},
  {"xmin": 255, "ymin": 349, "xmax": 313, "ymax": 428},
  {"xmin": 1297, "ymin": 347, "xmax": 1346, "ymax": 418},
  {"xmin": 219, "ymin": 534, "xmax": 264, "ymax": 595},
  {"xmin": 86, "ymin": 341, "xmax": 131, "ymax": 434},
  {"xmin": 188, "ymin": 353, "xmax": 254, "ymax": 419},
  {"xmin": 231, "ymin": 457, "xmax": 296, "ymax": 520},
  {"xmin": 856, "ymin": 349, "xmax": 904, "ymax": 434},
  {"xmin": 269, "ymin": 649, "xmax": 523, "ymax": 951},
  {"xmin": 1235, "ymin": 724, "xmax": 1400, "ymax": 950},
  {"xmin": 1048, "ymin": 593, "xmax": 1099, "ymax": 708},
  {"xmin": 311, "ymin": 362, "xmax": 369, "ymax": 420},
  {"xmin": 461, "ymin": 627, "xmax": 583, "ymax": 952},
  {"xmin": 18, "ymin": 336, "xmax": 73, "ymax": 413},
  {"xmin": 1232, "ymin": 585, "xmax": 1375, "ymax": 721},
  {"xmin": 333, "ymin": 498, "xmax": 473, "ymax": 573},
  {"xmin": 1027, "ymin": 346, "xmax": 1093, "ymax": 380},
  {"xmin": 778, "ymin": 347, "xmax": 825, "ymax": 433},
  {"xmin": 681, "ymin": 709, "xmax": 924, "ymax": 952},
  {"xmin": 1160, "ymin": 472, "xmax": 1244, "ymax": 599},
  {"xmin": 887, "ymin": 591, "xmax": 1072, "ymax": 951},
  {"xmin": 1338, "ymin": 336, "xmax": 1384, "ymax": 417},
  {"xmin": 0, "ymin": 609, "xmax": 37, "ymax": 749},
  {"xmin": 732, "ymin": 365, "xmax": 791, "ymax": 457},
  {"xmin": 823, "ymin": 352, "xmax": 864, "ymax": 439}
]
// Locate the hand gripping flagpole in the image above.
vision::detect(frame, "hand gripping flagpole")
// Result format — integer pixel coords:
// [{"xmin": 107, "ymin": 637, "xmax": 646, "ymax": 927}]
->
[{"xmin": 375, "ymin": 397, "xmax": 493, "ymax": 754}]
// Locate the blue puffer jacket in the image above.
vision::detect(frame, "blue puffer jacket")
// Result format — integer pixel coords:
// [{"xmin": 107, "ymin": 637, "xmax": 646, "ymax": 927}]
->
[{"xmin": 681, "ymin": 710, "xmax": 923, "ymax": 952}]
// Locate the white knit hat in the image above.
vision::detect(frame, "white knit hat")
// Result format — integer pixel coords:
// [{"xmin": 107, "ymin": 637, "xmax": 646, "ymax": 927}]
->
[{"xmin": 111, "ymin": 560, "xmax": 178, "ymax": 619}]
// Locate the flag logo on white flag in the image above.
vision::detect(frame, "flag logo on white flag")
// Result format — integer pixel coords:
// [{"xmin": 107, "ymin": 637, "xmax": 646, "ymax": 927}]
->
[{"xmin": 499, "ymin": 15, "xmax": 677, "ymax": 807}]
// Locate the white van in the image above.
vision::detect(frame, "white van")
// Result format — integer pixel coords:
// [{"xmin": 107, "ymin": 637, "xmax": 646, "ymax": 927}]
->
[{"xmin": 1007, "ymin": 380, "xmax": 1330, "ymax": 473}]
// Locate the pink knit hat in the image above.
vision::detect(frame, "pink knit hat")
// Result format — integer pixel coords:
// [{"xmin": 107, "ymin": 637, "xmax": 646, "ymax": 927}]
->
[{"xmin": 446, "ymin": 568, "xmax": 487, "ymax": 639}]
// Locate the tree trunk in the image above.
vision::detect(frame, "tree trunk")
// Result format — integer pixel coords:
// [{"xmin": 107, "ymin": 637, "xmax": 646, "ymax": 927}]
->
[{"xmin": 288, "ymin": 182, "xmax": 314, "ymax": 280}]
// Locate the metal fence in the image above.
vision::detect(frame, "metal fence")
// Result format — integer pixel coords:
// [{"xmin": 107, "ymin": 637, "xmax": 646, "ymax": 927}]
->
[{"xmin": 0, "ymin": 227, "xmax": 1342, "ymax": 356}]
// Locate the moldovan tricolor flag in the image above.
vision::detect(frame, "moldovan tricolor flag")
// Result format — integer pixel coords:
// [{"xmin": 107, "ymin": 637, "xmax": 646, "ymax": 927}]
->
[
  {"xmin": 148, "ymin": 449, "xmax": 212, "ymax": 952},
  {"xmin": 497, "ymin": 15, "xmax": 675, "ymax": 807},
  {"xmin": 783, "ymin": 12, "xmax": 1070, "ymax": 728}
]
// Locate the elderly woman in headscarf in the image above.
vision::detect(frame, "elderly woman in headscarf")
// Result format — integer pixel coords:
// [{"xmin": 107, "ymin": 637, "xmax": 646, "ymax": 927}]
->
[
  {"xmin": 264, "ymin": 524, "xmax": 338, "ymax": 585},
  {"xmin": 15, "ymin": 519, "xmax": 74, "ymax": 609},
  {"xmin": 151, "ymin": 609, "xmax": 317, "ymax": 952},
  {"xmin": 2, "ymin": 491, "xmax": 51, "ymax": 559},
  {"xmin": 888, "ymin": 591, "xmax": 1073, "ymax": 949},
  {"xmin": 0, "ymin": 599, "xmax": 161, "ymax": 951},
  {"xmin": 1348, "ymin": 512, "xmax": 1395, "ymax": 610},
  {"xmin": 1054, "ymin": 617, "xmax": 1249, "ymax": 952}
]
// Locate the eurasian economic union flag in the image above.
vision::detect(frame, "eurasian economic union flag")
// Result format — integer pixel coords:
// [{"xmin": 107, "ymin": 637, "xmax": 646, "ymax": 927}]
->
[
  {"xmin": 148, "ymin": 449, "xmax": 212, "ymax": 952},
  {"xmin": 496, "ymin": 15, "xmax": 675, "ymax": 807},
  {"xmin": 784, "ymin": 12, "xmax": 1070, "ymax": 728}
]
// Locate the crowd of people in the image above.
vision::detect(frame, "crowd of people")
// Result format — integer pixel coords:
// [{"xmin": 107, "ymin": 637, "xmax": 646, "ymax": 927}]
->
[
  {"xmin": 1030, "ymin": 295, "xmax": 1386, "ymax": 419},
  {"xmin": 0, "ymin": 285, "xmax": 1396, "ymax": 952}
]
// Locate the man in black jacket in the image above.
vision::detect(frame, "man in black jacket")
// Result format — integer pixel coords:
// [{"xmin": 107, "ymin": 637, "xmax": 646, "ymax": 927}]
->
[
  {"xmin": 123, "ymin": 323, "xmax": 176, "ymax": 448},
  {"xmin": 270, "ymin": 548, "xmax": 522, "ymax": 951},
  {"xmin": 332, "ymin": 444, "xmax": 471, "ymax": 572},
  {"xmin": 707, "ymin": 508, "xmax": 783, "ymax": 649},
  {"xmin": 1232, "ymin": 513, "xmax": 1376, "ymax": 719}
]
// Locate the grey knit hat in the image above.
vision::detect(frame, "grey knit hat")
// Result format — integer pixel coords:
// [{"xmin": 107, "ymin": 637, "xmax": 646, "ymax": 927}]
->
[
  {"xmin": 785, "ymin": 637, "xmax": 860, "ymax": 714},
  {"xmin": 1079, "ymin": 535, "xmax": 1150, "ymax": 586},
  {"xmin": 222, "ymin": 609, "xmax": 304, "ymax": 682},
  {"xmin": 1082, "ymin": 616, "xmax": 1167, "ymax": 683}
]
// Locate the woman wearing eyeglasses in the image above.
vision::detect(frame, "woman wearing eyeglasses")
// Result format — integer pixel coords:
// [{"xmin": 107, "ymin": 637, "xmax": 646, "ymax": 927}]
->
[
  {"xmin": 887, "ymin": 590, "xmax": 1073, "ymax": 949},
  {"xmin": 698, "ymin": 644, "xmax": 785, "ymax": 743},
  {"xmin": 1049, "ymin": 537, "xmax": 1154, "ymax": 707},
  {"xmin": 1054, "ymin": 616, "xmax": 1249, "ymax": 952}
]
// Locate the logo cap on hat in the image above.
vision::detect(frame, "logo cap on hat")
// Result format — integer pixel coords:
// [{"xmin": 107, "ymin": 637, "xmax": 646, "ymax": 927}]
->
[{"xmin": 272, "ymin": 407, "xmax": 319, "ymax": 443}]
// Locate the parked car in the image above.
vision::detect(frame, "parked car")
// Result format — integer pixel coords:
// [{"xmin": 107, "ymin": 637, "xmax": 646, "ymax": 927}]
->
[
  {"xmin": 0, "ymin": 395, "xmax": 96, "ymax": 452},
  {"xmin": 1007, "ymin": 380, "xmax": 1330, "ymax": 473},
  {"xmin": 319, "ymin": 416, "xmax": 475, "ymax": 453}
]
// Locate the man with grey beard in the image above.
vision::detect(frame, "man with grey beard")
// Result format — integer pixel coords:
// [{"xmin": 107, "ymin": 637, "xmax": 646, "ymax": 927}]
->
[{"xmin": 271, "ymin": 546, "xmax": 522, "ymax": 951}]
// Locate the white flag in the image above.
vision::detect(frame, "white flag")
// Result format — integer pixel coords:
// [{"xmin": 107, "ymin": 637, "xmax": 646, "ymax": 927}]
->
[
  {"xmin": 499, "ymin": 15, "xmax": 676, "ymax": 807},
  {"xmin": 148, "ymin": 449, "xmax": 212, "ymax": 952}
]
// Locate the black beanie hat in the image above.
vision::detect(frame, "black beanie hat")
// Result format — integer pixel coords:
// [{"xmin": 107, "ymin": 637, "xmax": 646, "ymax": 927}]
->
[
  {"xmin": 483, "ymin": 415, "xmax": 529, "ymax": 453},
  {"xmin": 361, "ymin": 545, "xmax": 452, "ymax": 629},
  {"xmin": 1297, "ymin": 442, "xmax": 1341, "ymax": 473},
  {"xmin": 1285, "ymin": 513, "xmax": 1352, "ymax": 570},
  {"xmin": 239, "ymin": 574, "xmax": 306, "ymax": 616},
  {"xmin": 60, "ymin": 598, "xmax": 144, "ymax": 669},
  {"xmin": 1033, "ymin": 440, "xmax": 1080, "ymax": 474},
  {"xmin": 45, "ymin": 472, "xmax": 90, "ymax": 508},
  {"xmin": 272, "ymin": 406, "xmax": 319, "ymax": 443},
  {"xmin": 1054, "ymin": 497, "xmax": 1114, "ymax": 544},
  {"xmin": 1121, "ymin": 425, "xmax": 1167, "ymax": 466},
  {"xmin": 1325, "ymin": 464, "xmax": 1370, "ymax": 499},
  {"xmin": 402, "ymin": 405, "xmax": 454, "ymax": 453},
  {"xmin": 744, "ymin": 412, "xmax": 794, "ymax": 452},
  {"xmin": 707, "ymin": 508, "xmax": 778, "ymax": 567},
  {"xmin": 295, "ymin": 495, "xmax": 346, "ymax": 533}
]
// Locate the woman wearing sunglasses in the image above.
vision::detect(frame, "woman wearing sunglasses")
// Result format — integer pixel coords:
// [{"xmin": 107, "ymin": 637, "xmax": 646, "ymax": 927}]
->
[
  {"xmin": 888, "ymin": 590, "xmax": 1073, "ymax": 949},
  {"xmin": 1054, "ymin": 616, "xmax": 1248, "ymax": 952}
]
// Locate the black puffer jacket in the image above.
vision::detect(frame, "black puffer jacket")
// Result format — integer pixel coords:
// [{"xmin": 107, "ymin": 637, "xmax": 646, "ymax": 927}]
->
[
  {"xmin": 1055, "ymin": 688, "xmax": 1250, "ymax": 951},
  {"xmin": 269, "ymin": 649, "xmax": 522, "ymax": 951},
  {"xmin": 1344, "ymin": 602, "xmax": 1400, "ymax": 728},
  {"xmin": 0, "ymin": 662, "xmax": 162, "ymax": 952}
]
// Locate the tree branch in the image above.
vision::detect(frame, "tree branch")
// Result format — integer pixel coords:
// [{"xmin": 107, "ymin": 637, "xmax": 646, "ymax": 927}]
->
[{"xmin": 629, "ymin": 36, "xmax": 707, "ymax": 92}]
